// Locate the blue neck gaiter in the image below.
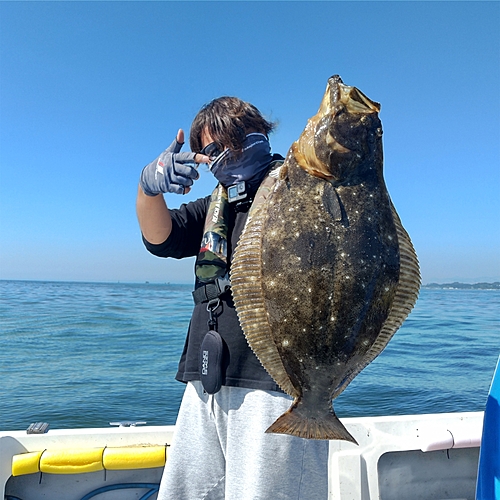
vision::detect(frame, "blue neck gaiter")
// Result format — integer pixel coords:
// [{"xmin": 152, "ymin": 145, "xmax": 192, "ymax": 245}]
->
[{"xmin": 209, "ymin": 133, "xmax": 273, "ymax": 191}]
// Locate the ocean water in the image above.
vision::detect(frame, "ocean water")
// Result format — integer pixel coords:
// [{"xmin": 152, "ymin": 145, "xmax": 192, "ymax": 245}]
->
[{"xmin": 1, "ymin": 280, "xmax": 498, "ymax": 432}]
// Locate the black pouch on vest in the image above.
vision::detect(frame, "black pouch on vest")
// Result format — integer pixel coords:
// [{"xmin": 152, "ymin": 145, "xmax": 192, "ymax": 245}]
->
[{"xmin": 200, "ymin": 330, "xmax": 224, "ymax": 394}]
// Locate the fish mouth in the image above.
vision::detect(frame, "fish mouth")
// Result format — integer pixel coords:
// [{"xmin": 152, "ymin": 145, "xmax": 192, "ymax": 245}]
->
[
  {"xmin": 329, "ymin": 75, "xmax": 380, "ymax": 115},
  {"xmin": 292, "ymin": 75, "xmax": 381, "ymax": 180}
]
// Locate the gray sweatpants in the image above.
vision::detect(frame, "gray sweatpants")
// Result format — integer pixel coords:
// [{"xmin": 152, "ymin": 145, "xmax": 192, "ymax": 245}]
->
[{"xmin": 157, "ymin": 381, "xmax": 329, "ymax": 500}]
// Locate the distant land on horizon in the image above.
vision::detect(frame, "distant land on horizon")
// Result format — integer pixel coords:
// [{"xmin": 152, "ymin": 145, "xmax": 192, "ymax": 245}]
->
[
  {"xmin": 422, "ymin": 282, "xmax": 500, "ymax": 290},
  {"xmin": 1, "ymin": 279, "xmax": 500, "ymax": 290}
]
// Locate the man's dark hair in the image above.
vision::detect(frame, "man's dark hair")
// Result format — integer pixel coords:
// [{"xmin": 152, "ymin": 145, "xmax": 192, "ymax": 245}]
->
[{"xmin": 190, "ymin": 96, "xmax": 276, "ymax": 153}]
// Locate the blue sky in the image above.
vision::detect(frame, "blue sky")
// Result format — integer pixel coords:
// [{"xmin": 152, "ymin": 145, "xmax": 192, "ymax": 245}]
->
[{"xmin": 0, "ymin": 1, "xmax": 498, "ymax": 285}]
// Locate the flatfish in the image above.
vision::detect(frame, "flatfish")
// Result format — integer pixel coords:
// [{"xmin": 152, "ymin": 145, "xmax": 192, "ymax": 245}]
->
[{"xmin": 230, "ymin": 75, "xmax": 420, "ymax": 443}]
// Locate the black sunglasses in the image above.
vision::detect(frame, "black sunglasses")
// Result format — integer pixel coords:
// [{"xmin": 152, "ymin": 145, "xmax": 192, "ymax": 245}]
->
[{"xmin": 200, "ymin": 141, "xmax": 224, "ymax": 160}]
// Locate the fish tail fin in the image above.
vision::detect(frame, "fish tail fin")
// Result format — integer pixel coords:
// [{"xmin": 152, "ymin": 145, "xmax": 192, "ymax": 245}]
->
[{"xmin": 266, "ymin": 406, "xmax": 358, "ymax": 444}]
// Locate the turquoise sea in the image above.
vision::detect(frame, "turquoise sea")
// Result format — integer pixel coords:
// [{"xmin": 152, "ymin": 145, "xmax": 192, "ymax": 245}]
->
[{"xmin": 1, "ymin": 280, "xmax": 498, "ymax": 432}]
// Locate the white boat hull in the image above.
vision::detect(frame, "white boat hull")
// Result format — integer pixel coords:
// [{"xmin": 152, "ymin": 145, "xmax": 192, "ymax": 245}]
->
[{"xmin": 1, "ymin": 412, "xmax": 482, "ymax": 500}]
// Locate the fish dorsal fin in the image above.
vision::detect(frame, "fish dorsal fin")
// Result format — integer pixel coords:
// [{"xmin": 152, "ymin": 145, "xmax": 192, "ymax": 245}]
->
[
  {"xmin": 231, "ymin": 168, "xmax": 299, "ymax": 398},
  {"xmin": 333, "ymin": 202, "xmax": 421, "ymax": 398}
]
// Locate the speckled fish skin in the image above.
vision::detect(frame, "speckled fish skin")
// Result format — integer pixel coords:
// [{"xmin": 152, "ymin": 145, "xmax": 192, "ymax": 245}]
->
[{"xmin": 230, "ymin": 75, "xmax": 420, "ymax": 442}]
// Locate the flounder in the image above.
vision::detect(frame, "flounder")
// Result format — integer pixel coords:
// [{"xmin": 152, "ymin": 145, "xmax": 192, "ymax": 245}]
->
[{"xmin": 230, "ymin": 75, "xmax": 420, "ymax": 443}]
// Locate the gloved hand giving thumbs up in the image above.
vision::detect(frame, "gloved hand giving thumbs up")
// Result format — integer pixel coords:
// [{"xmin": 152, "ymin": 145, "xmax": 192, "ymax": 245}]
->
[{"xmin": 140, "ymin": 130, "xmax": 208, "ymax": 196}]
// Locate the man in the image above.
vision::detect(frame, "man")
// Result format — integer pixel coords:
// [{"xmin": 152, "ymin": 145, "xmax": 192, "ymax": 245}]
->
[{"xmin": 136, "ymin": 97, "xmax": 328, "ymax": 499}]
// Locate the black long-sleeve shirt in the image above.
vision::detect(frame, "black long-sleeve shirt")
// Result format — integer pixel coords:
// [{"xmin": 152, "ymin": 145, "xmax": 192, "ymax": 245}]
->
[{"xmin": 143, "ymin": 196, "xmax": 283, "ymax": 392}]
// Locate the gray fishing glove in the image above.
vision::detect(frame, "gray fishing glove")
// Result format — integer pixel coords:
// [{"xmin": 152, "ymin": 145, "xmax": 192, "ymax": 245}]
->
[{"xmin": 140, "ymin": 137, "xmax": 199, "ymax": 196}]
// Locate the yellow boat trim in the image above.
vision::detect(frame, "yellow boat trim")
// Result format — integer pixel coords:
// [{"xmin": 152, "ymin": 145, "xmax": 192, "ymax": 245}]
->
[{"xmin": 12, "ymin": 445, "xmax": 168, "ymax": 476}]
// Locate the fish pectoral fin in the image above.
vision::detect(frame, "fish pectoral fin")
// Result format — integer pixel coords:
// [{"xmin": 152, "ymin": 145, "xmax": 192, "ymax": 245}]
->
[{"xmin": 321, "ymin": 183, "xmax": 343, "ymax": 222}]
